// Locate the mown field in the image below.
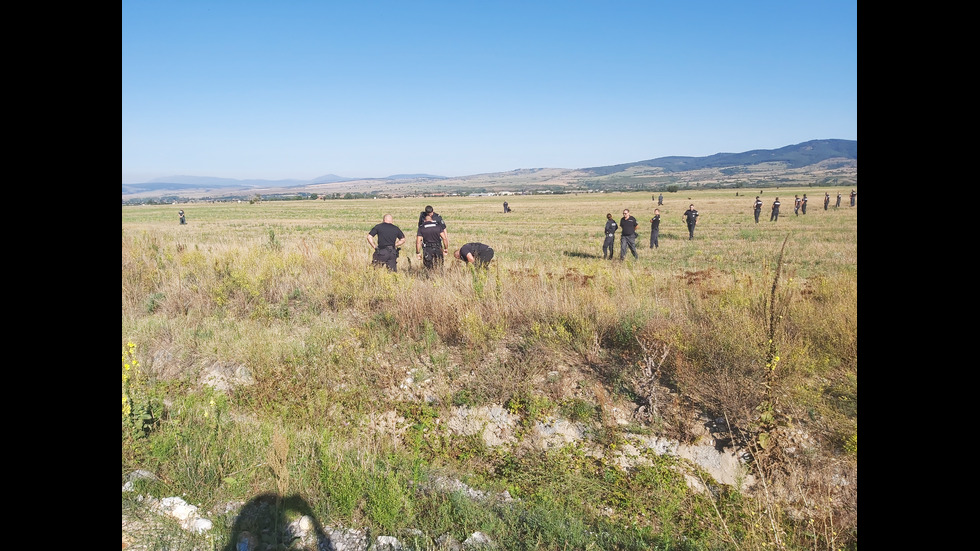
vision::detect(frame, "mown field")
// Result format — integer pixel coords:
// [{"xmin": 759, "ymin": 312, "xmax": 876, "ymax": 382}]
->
[{"xmin": 122, "ymin": 189, "xmax": 857, "ymax": 550}]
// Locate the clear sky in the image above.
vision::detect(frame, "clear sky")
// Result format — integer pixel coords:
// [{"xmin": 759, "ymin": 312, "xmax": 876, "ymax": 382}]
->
[{"xmin": 122, "ymin": 1, "xmax": 857, "ymax": 183}]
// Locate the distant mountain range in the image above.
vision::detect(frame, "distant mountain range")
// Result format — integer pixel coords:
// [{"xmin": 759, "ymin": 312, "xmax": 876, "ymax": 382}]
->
[{"xmin": 122, "ymin": 139, "xmax": 856, "ymax": 199}]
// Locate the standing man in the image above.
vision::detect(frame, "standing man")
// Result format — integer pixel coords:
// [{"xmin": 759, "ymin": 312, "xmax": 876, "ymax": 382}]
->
[
  {"xmin": 824, "ymin": 192, "xmax": 830, "ymax": 211},
  {"xmin": 836, "ymin": 192, "xmax": 842, "ymax": 209},
  {"xmin": 619, "ymin": 208, "xmax": 639, "ymax": 260},
  {"xmin": 649, "ymin": 209, "xmax": 661, "ymax": 249},
  {"xmin": 771, "ymin": 197, "xmax": 781, "ymax": 221},
  {"xmin": 682, "ymin": 204, "xmax": 699, "ymax": 240},
  {"xmin": 753, "ymin": 196, "xmax": 763, "ymax": 223},
  {"xmin": 366, "ymin": 214, "xmax": 406, "ymax": 272},
  {"xmin": 603, "ymin": 213, "xmax": 618, "ymax": 259},
  {"xmin": 658, "ymin": 193, "xmax": 664, "ymax": 206},
  {"xmin": 455, "ymin": 242, "xmax": 494, "ymax": 268},
  {"xmin": 416, "ymin": 211, "xmax": 449, "ymax": 270},
  {"xmin": 801, "ymin": 194, "xmax": 808, "ymax": 214},
  {"xmin": 418, "ymin": 205, "xmax": 445, "ymax": 230},
  {"xmin": 850, "ymin": 189, "xmax": 857, "ymax": 207},
  {"xmin": 178, "ymin": 209, "xmax": 186, "ymax": 225},
  {"xmin": 794, "ymin": 195, "xmax": 801, "ymax": 216}
]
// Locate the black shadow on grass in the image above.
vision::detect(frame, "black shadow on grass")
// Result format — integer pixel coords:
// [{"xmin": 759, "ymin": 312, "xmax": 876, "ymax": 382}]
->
[
  {"xmin": 562, "ymin": 251, "xmax": 603, "ymax": 259},
  {"xmin": 222, "ymin": 493, "xmax": 329, "ymax": 551}
]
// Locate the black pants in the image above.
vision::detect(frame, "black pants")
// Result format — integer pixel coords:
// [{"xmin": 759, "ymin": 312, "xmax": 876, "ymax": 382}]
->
[
  {"xmin": 754, "ymin": 210, "xmax": 760, "ymax": 223},
  {"xmin": 771, "ymin": 210, "xmax": 779, "ymax": 221},
  {"xmin": 687, "ymin": 223, "xmax": 696, "ymax": 240},
  {"xmin": 620, "ymin": 234, "xmax": 637, "ymax": 259},
  {"xmin": 422, "ymin": 246, "xmax": 444, "ymax": 269},
  {"xmin": 650, "ymin": 229, "xmax": 659, "ymax": 248},
  {"xmin": 474, "ymin": 247, "xmax": 494, "ymax": 267},
  {"xmin": 603, "ymin": 235, "xmax": 615, "ymax": 258},
  {"xmin": 372, "ymin": 248, "xmax": 398, "ymax": 271}
]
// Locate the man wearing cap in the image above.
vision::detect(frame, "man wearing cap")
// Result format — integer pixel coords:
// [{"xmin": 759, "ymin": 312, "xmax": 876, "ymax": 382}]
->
[{"xmin": 367, "ymin": 214, "xmax": 406, "ymax": 272}]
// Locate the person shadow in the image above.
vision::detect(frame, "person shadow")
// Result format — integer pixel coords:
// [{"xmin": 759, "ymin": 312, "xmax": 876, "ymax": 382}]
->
[{"xmin": 222, "ymin": 492, "xmax": 329, "ymax": 551}]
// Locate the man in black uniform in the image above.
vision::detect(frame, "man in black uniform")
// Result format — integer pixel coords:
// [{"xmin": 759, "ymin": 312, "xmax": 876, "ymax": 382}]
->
[
  {"xmin": 753, "ymin": 196, "xmax": 763, "ymax": 223},
  {"xmin": 793, "ymin": 195, "xmax": 801, "ymax": 216},
  {"xmin": 418, "ymin": 205, "xmax": 445, "ymax": 230},
  {"xmin": 849, "ymin": 189, "xmax": 857, "ymax": 207},
  {"xmin": 455, "ymin": 242, "xmax": 494, "ymax": 268},
  {"xmin": 658, "ymin": 193, "xmax": 663, "ymax": 206},
  {"xmin": 835, "ymin": 192, "xmax": 842, "ymax": 209},
  {"xmin": 366, "ymin": 214, "xmax": 406, "ymax": 272},
  {"xmin": 682, "ymin": 204, "xmax": 699, "ymax": 240},
  {"xmin": 649, "ymin": 209, "xmax": 661, "ymax": 248},
  {"xmin": 771, "ymin": 197, "xmax": 781, "ymax": 221},
  {"xmin": 416, "ymin": 211, "xmax": 449, "ymax": 270},
  {"xmin": 801, "ymin": 193, "xmax": 808, "ymax": 214},
  {"xmin": 603, "ymin": 213, "xmax": 618, "ymax": 259},
  {"xmin": 619, "ymin": 208, "xmax": 638, "ymax": 260},
  {"xmin": 824, "ymin": 192, "xmax": 830, "ymax": 211},
  {"xmin": 178, "ymin": 209, "xmax": 186, "ymax": 225}
]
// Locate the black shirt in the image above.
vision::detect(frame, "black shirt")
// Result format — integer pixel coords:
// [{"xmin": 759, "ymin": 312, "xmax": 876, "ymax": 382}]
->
[
  {"xmin": 620, "ymin": 216, "xmax": 638, "ymax": 236},
  {"xmin": 418, "ymin": 211, "xmax": 445, "ymax": 229},
  {"xmin": 459, "ymin": 242, "xmax": 491, "ymax": 261},
  {"xmin": 754, "ymin": 199, "xmax": 763, "ymax": 212},
  {"xmin": 683, "ymin": 209, "xmax": 699, "ymax": 224},
  {"xmin": 650, "ymin": 215, "xmax": 660, "ymax": 230},
  {"xmin": 604, "ymin": 219, "xmax": 618, "ymax": 236},
  {"xmin": 417, "ymin": 221, "xmax": 445, "ymax": 247},
  {"xmin": 369, "ymin": 222, "xmax": 405, "ymax": 248}
]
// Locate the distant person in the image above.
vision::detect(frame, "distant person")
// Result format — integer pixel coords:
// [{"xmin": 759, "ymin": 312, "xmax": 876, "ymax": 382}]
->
[
  {"xmin": 603, "ymin": 213, "xmax": 618, "ymax": 259},
  {"xmin": 503, "ymin": 201, "xmax": 511, "ymax": 213},
  {"xmin": 836, "ymin": 192, "xmax": 842, "ymax": 209},
  {"xmin": 178, "ymin": 209, "xmax": 186, "ymax": 225},
  {"xmin": 455, "ymin": 242, "xmax": 494, "ymax": 268},
  {"xmin": 416, "ymin": 211, "xmax": 449, "ymax": 270},
  {"xmin": 794, "ymin": 195, "xmax": 801, "ymax": 216},
  {"xmin": 682, "ymin": 204, "xmax": 699, "ymax": 240},
  {"xmin": 366, "ymin": 214, "xmax": 406, "ymax": 272},
  {"xmin": 824, "ymin": 192, "xmax": 831, "ymax": 210},
  {"xmin": 850, "ymin": 189, "xmax": 857, "ymax": 207},
  {"xmin": 801, "ymin": 193, "xmax": 808, "ymax": 214},
  {"xmin": 619, "ymin": 209, "xmax": 639, "ymax": 260},
  {"xmin": 418, "ymin": 205, "xmax": 445, "ymax": 229},
  {"xmin": 649, "ymin": 209, "xmax": 661, "ymax": 249},
  {"xmin": 771, "ymin": 197, "xmax": 781, "ymax": 221},
  {"xmin": 753, "ymin": 196, "xmax": 763, "ymax": 223},
  {"xmin": 658, "ymin": 193, "xmax": 664, "ymax": 206}
]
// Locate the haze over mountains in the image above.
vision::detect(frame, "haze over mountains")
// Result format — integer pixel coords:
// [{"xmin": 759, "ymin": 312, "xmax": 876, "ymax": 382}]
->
[{"xmin": 122, "ymin": 139, "xmax": 856, "ymax": 199}]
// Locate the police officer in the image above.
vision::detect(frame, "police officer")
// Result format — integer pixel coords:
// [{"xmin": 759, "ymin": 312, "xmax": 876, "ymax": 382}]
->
[
  {"xmin": 603, "ymin": 213, "xmax": 618, "ymax": 259},
  {"xmin": 753, "ymin": 196, "xmax": 763, "ymax": 223},
  {"xmin": 418, "ymin": 205, "xmax": 445, "ymax": 229},
  {"xmin": 824, "ymin": 192, "xmax": 830, "ymax": 211},
  {"xmin": 366, "ymin": 214, "xmax": 406, "ymax": 272},
  {"xmin": 619, "ymin": 208, "xmax": 639, "ymax": 260},
  {"xmin": 801, "ymin": 194, "xmax": 808, "ymax": 214},
  {"xmin": 849, "ymin": 189, "xmax": 857, "ymax": 207},
  {"xmin": 836, "ymin": 192, "xmax": 842, "ymax": 208},
  {"xmin": 658, "ymin": 193, "xmax": 664, "ymax": 206},
  {"xmin": 649, "ymin": 209, "xmax": 661, "ymax": 248},
  {"xmin": 771, "ymin": 197, "xmax": 781, "ymax": 221},
  {"xmin": 178, "ymin": 209, "xmax": 186, "ymax": 225},
  {"xmin": 794, "ymin": 195, "xmax": 801, "ymax": 216},
  {"xmin": 416, "ymin": 211, "xmax": 449, "ymax": 270},
  {"xmin": 682, "ymin": 204, "xmax": 699, "ymax": 240},
  {"xmin": 455, "ymin": 242, "xmax": 494, "ymax": 268}
]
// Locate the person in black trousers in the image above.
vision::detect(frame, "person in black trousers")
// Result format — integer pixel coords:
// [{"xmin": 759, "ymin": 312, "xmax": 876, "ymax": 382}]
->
[
  {"xmin": 753, "ymin": 196, "xmax": 763, "ymax": 223},
  {"xmin": 367, "ymin": 214, "xmax": 406, "ymax": 271},
  {"xmin": 649, "ymin": 209, "xmax": 661, "ymax": 248},
  {"xmin": 682, "ymin": 204, "xmax": 699, "ymax": 240},
  {"xmin": 603, "ymin": 213, "xmax": 618, "ymax": 259},
  {"xmin": 455, "ymin": 242, "xmax": 494, "ymax": 268},
  {"xmin": 619, "ymin": 209, "xmax": 638, "ymax": 260},
  {"xmin": 771, "ymin": 198, "xmax": 781, "ymax": 221}
]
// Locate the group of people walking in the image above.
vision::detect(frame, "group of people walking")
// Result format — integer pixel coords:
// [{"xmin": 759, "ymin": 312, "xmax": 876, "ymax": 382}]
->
[
  {"xmin": 604, "ymin": 204, "xmax": 700, "ymax": 260},
  {"xmin": 759, "ymin": 189, "xmax": 856, "ymax": 223},
  {"xmin": 366, "ymin": 205, "xmax": 493, "ymax": 273}
]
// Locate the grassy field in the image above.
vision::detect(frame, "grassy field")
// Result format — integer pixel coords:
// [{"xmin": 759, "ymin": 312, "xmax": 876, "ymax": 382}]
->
[{"xmin": 122, "ymin": 189, "xmax": 857, "ymax": 550}]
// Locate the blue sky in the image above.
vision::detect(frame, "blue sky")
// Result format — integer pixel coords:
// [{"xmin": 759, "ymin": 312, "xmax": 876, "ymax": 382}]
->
[{"xmin": 122, "ymin": 1, "xmax": 857, "ymax": 183}]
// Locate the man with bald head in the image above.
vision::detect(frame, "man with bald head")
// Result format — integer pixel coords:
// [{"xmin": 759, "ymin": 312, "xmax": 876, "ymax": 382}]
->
[{"xmin": 366, "ymin": 213, "xmax": 406, "ymax": 271}]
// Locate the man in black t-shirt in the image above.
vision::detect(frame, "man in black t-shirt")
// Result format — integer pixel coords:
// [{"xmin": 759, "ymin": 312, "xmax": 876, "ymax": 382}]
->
[
  {"xmin": 649, "ymin": 209, "xmax": 661, "ymax": 249},
  {"xmin": 682, "ymin": 204, "xmax": 699, "ymax": 240},
  {"xmin": 771, "ymin": 198, "xmax": 781, "ymax": 222},
  {"xmin": 366, "ymin": 214, "xmax": 406, "ymax": 271},
  {"xmin": 455, "ymin": 242, "xmax": 494, "ymax": 268},
  {"xmin": 416, "ymin": 212, "xmax": 449, "ymax": 270},
  {"xmin": 619, "ymin": 208, "xmax": 638, "ymax": 260},
  {"xmin": 753, "ymin": 196, "xmax": 763, "ymax": 223},
  {"xmin": 418, "ymin": 205, "xmax": 445, "ymax": 230}
]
